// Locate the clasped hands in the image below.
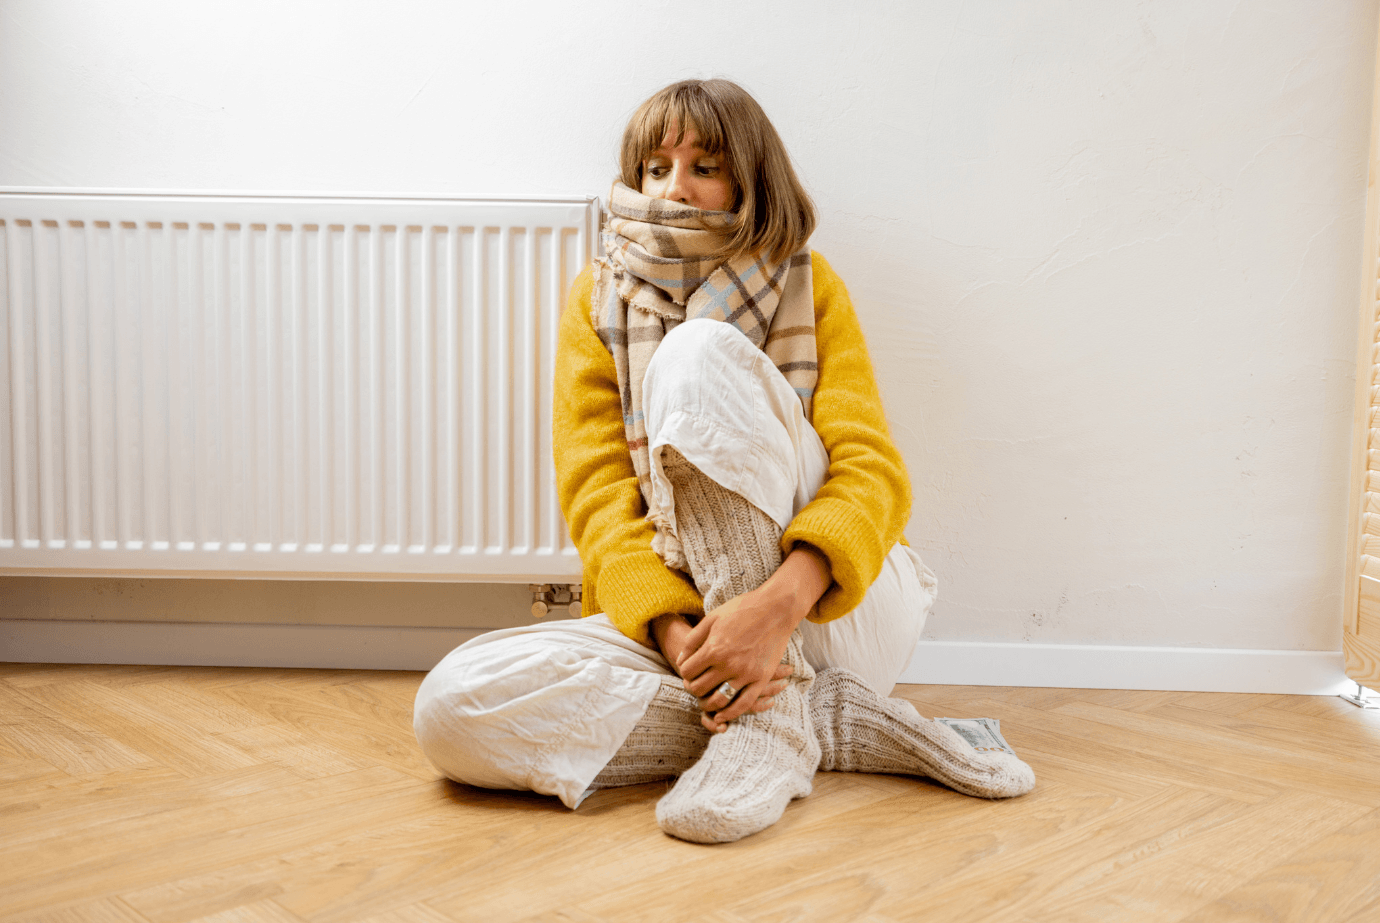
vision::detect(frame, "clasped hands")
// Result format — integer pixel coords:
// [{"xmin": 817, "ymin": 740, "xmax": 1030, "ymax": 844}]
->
[{"xmin": 648, "ymin": 544, "xmax": 832, "ymax": 734}]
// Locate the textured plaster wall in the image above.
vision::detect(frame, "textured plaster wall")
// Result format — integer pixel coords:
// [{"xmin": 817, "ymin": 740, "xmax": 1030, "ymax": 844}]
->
[{"xmin": 1, "ymin": 0, "xmax": 1373, "ymax": 650}]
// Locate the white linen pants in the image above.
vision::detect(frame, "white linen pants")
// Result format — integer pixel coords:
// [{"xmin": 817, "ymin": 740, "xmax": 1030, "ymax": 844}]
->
[{"xmin": 414, "ymin": 319, "xmax": 937, "ymax": 808}]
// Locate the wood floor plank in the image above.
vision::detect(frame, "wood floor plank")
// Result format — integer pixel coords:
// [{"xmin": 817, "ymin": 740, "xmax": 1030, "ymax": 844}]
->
[
  {"xmin": 0, "ymin": 664, "xmax": 177, "ymax": 688},
  {"xmin": 0, "ymin": 722, "xmax": 34, "ymax": 762},
  {"xmin": 0, "ymin": 755, "xmax": 69, "ymax": 791},
  {"xmin": 1176, "ymin": 806, "xmax": 1380, "ymax": 923},
  {"xmin": 2, "ymin": 764, "xmax": 187, "ymax": 844},
  {"xmin": 1155, "ymin": 702, "xmax": 1380, "ymax": 761},
  {"xmin": 0, "ymin": 685, "xmax": 153, "ymax": 776},
  {"xmin": 0, "ymin": 897, "xmax": 150, "ymax": 923},
  {"xmin": 1341, "ymin": 893, "xmax": 1380, "ymax": 923},
  {"xmin": 1167, "ymin": 692, "xmax": 1277, "ymax": 717},
  {"xmin": 514, "ymin": 911, "xmax": 663, "ymax": 923},
  {"xmin": 213, "ymin": 724, "xmax": 367, "ymax": 780},
  {"xmin": 182, "ymin": 902, "xmax": 306, "ymax": 923},
  {"xmin": 0, "ymin": 767, "xmax": 428, "ymax": 917},
  {"xmin": 1235, "ymin": 704, "xmax": 1380, "ymax": 757},
  {"xmin": 112, "ymin": 680, "xmax": 278, "ymax": 736},
  {"xmin": 325, "ymin": 673, "xmax": 423, "ymax": 719},
  {"xmin": 121, "ymin": 791, "xmax": 585, "ymax": 923},
  {"xmin": 1020, "ymin": 791, "xmax": 1370, "ymax": 923},
  {"xmin": 352, "ymin": 905, "xmax": 459, "ymax": 923},
  {"xmin": 1007, "ymin": 741, "xmax": 1169, "ymax": 801},
  {"xmin": 1056, "ymin": 701, "xmax": 1380, "ymax": 805},
  {"xmin": 212, "ymin": 681, "xmax": 437, "ymax": 782},
  {"xmin": 3, "ymin": 764, "xmax": 309, "ymax": 855},
  {"xmin": 1067, "ymin": 689, "xmax": 1190, "ymax": 713},
  {"xmin": 874, "ymin": 787, "xmax": 1251, "ymax": 923},
  {"xmin": 9, "ymin": 682, "xmax": 261, "ymax": 779},
  {"xmin": 1264, "ymin": 691, "xmax": 1380, "ymax": 724}
]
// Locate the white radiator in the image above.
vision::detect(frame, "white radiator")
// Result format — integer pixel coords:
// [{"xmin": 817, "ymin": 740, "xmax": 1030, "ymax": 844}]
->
[{"xmin": 0, "ymin": 189, "xmax": 595, "ymax": 582}]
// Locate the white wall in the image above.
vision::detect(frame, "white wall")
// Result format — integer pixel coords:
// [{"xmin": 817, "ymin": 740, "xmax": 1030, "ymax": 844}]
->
[{"xmin": 1, "ymin": 0, "xmax": 1373, "ymax": 652}]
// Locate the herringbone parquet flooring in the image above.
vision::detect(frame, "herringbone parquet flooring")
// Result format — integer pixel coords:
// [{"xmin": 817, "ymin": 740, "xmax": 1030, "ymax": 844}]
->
[{"xmin": 2, "ymin": 662, "xmax": 1379, "ymax": 923}]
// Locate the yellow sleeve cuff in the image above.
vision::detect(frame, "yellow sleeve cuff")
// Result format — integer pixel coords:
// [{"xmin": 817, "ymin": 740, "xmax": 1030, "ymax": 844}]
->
[
  {"xmin": 783, "ymin": 497, "xmax": 888, "ymax": 624},
  {"xmin": 596, "ymin": 550, "xmax": 705, "ymax": 645}
]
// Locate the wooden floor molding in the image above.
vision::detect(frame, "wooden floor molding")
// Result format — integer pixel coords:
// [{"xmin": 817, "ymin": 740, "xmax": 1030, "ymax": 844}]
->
[
  {"xmin": 2, "ymin": 664, "xmax": 1379, "ymax": 922},
  {"xmin": 0, "ymin": 620, "xmax": 1354, "ymax": 695}
]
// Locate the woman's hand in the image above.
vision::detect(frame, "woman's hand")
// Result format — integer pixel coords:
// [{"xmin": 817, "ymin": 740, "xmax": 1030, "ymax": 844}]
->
[
  {"xmin": 650, "ymin": 612, "xmax": 793, "ymax": 730},
  {"xmin": 675, "ymin": 544, "xmax": 832, "ymax": 732}
]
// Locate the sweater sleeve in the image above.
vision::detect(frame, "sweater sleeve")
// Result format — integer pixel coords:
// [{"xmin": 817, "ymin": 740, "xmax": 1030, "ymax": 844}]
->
[
  {"xmin": 552, "ymin": 267, "xmax": 704, "ymax": 645},
  {"xmin": 782, "ymin": 252, "xmax": 913, "ymax": 623}
]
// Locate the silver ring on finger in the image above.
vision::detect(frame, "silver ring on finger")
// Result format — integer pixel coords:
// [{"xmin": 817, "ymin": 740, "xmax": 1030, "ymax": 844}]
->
[{"xmin": 716, "ymin": 681, "xmax": 739, "ymax": 702}]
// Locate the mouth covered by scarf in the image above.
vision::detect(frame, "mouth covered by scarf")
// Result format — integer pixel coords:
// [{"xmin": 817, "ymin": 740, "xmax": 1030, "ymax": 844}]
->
[{"xmin": 591, "ymin": 182, "xmax": 817, "ymax": 570}]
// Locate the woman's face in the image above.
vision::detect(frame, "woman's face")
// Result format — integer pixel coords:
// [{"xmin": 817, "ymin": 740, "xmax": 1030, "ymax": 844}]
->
[{"xmin": 641, "ymin": 127, "xmax": 733, "ymax": 212}]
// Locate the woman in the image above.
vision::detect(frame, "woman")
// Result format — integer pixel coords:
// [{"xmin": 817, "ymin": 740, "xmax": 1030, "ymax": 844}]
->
[{"xmin": 414, "ymin": 79, "xmax": 1034, "ymax": 843}]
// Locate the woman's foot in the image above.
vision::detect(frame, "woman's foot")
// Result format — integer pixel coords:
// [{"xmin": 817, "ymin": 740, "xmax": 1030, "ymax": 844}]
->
[
  {"xmin": 810, "ymin": 668, "xmax": 1035, "ymax": 798},
  {"xmin": 655, "ymin": 634, "xmax": 820, "ymax": 843}
]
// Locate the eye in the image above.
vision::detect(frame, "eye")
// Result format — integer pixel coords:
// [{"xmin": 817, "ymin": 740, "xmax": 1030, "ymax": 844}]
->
[
  {"xmin": 645, "ymin": 163, "xmax": 669, "ymax": 179},
  {"xmin": 695, "ymin": 162, "xmax": 720, "ymax": 176}
]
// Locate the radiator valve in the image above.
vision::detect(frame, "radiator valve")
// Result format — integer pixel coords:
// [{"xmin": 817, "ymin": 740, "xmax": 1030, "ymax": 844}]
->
[{"xmin": 529, "ymin": 584, "xmax": 582, "ymax": 619}]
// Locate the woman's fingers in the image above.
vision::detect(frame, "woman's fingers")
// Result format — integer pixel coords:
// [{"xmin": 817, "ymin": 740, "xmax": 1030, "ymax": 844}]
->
[
  {"xmin": 684, "ymin": 665, "xmax": 734, "ymax": 700},
  {"xmin": 747, "ymin": 677, "xmax": 788, "ymax": 713},
  {"xmin": 695, "ymin": 674, "xmax": 741, "ymax": 711},
  {"xmin": 686, "ymin": 661, "xmax": 793, "ymax": 715},
  {"xmin": 683, "ymin": 648, "xmax": 787, "ymax": 699},
  {"xmin": 675, "ymin": 613, "xmax": 714, "ymax": 675},
  {"xmin": 699, "ymin": 677, "xmax": 789, "ymax": 731},
  {"xmin": 707, "ymin": 678, "xmax": 773, "ymax": 726}
]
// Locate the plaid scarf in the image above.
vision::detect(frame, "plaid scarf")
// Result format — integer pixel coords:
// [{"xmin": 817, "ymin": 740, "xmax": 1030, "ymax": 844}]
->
[{"xmin": 592, "ymin": 182, "xmax": 817, "ymax": 566}]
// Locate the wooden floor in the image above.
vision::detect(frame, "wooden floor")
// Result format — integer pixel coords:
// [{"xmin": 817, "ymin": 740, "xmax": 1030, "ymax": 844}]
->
[{"xmin": 2, "ymin": 665, "xmax": 1379, "ymax": 923}]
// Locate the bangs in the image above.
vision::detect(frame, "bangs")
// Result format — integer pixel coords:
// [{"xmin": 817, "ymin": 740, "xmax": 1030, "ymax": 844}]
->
[{"xmin": 626, "ymin": 86, "xmax": 729, "ymax": 162}]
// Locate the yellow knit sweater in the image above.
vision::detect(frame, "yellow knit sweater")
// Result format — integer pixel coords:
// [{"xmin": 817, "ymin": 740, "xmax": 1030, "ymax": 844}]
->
[{"xmin": 553, "ymin": 251, "xmax": 912, "ymax": 645}]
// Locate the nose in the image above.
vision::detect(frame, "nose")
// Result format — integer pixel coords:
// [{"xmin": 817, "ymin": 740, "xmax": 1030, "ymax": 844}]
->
[{"xmin": 664, "ymin": 164, "xmax": 690, "ymax": 203}]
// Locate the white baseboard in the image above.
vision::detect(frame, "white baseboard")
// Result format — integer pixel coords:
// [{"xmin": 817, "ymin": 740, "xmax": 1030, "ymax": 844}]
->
[
  {"xmin": 901, "ymin": 639, "xmax": 1351, "ymax": 695},
  {"xmin": 0, "ymin": 620, "xmax": 486, "ymax": 671},
  {"xmin": 0, "ymin": 620, "xmax": 1354, "ymax": 695}
]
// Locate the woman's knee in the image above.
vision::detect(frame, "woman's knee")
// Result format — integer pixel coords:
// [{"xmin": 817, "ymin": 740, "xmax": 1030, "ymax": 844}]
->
[
  {"xmin": 412, "ymin": 629, "xmax": 663, "ymax": 789},
  {"xmin": 412, "ymin": 635, "xmax": 571, "ymax": 785},
  {"xmin": 645, "ymin": 319, "xmax": 767, "ymax": 405}
]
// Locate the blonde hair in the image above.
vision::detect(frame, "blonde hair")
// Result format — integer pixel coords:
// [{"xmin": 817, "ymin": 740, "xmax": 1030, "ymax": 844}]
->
[{"xmin": 619, "ymin": 78, "xmax": 816, "ymax": 263}]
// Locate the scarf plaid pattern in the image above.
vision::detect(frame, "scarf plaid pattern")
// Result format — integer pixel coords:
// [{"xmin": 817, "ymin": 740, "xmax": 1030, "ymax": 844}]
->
[{"xmin": 592, "ymin": 182, "xmax": 817, "ymax": 564}]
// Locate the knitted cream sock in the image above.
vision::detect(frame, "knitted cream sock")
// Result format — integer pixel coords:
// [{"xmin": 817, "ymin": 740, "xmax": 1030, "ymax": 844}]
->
[
  {"xmin": 659, "ymin": 447, "xmax": 783, "ymax": 610},
  {"xmin": 810, "ymin": 668, "xmax": 1035, "ymax": 798},
  {"xmin": 652, "ymin": 451, "xmax": 818, "ymax": 841},
  {"xmin": 655, "ymin": 632, "xmax": 821, "ymax": 843},
  {"xmin": 589, "ymin": 678, "xmax": 711, "ymax": 790}
]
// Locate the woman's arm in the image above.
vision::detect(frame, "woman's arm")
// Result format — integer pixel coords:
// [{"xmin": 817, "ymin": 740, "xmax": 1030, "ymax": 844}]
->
[{"xmin": 780, "ymin": 252, "xmax": 913, "ymax": 622}]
